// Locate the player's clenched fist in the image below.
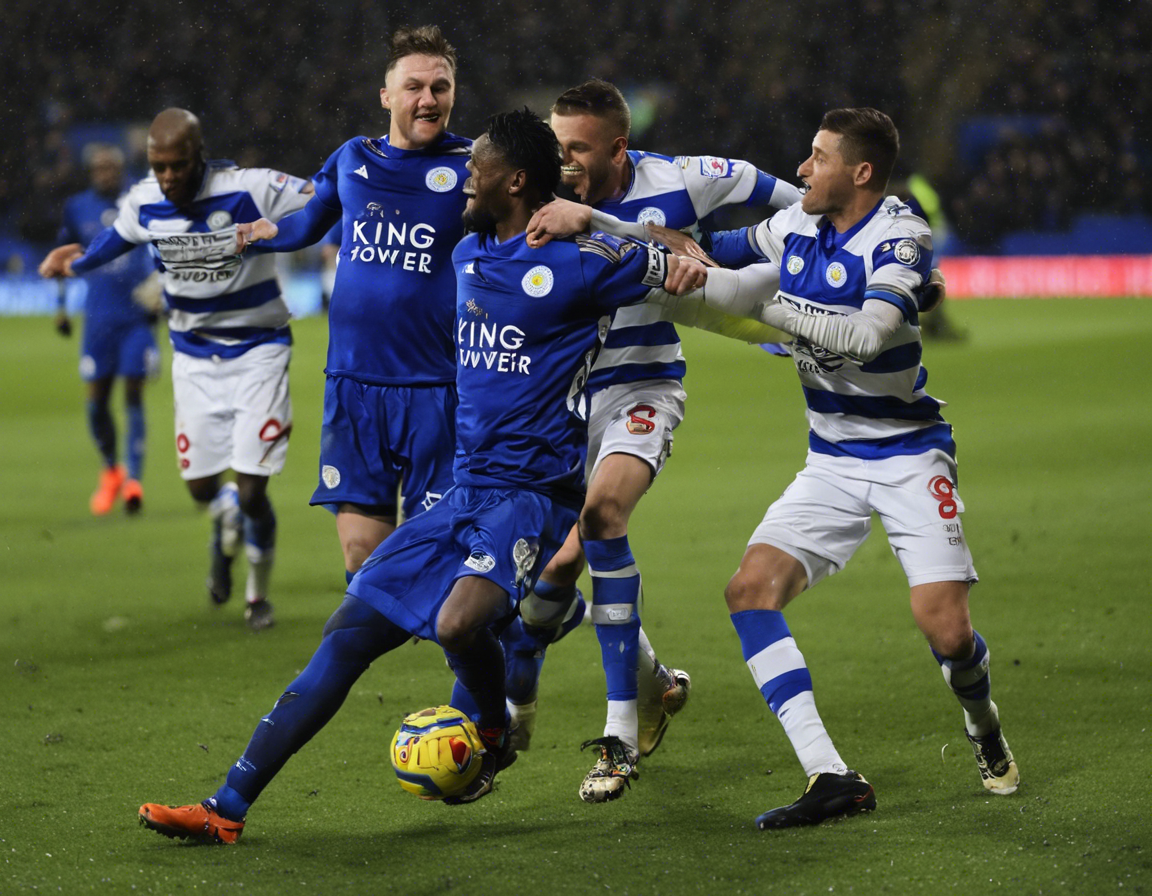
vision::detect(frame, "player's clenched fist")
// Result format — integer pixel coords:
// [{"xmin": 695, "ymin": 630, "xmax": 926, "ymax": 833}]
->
[
  {"xmin": 39, "ymin": 243, "xmax": 84, "ymax": 278},
  {"xmin": 236, "ymin": 218, "xmax": 279, "ymax": 253},
  {"xmin": 664, "ymin": 255, "xmax": 708, "ymax": 294}
]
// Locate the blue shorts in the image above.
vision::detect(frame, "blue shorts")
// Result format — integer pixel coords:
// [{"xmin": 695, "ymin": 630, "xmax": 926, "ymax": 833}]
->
[
  {"xmin": 347, "ymin": 485, "xmax": 579, "ymax": 643},
  {"xmin": 80, "ymin": 318, "xmax": 158, "ymax": 382},
  {"xmin": 310, "ymin": 376, "xmax": 457, "ymax": 519}
]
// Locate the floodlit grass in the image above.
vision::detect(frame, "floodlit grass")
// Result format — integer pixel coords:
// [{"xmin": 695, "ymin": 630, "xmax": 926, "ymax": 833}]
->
[{"xmin": 3, "ymin": 300, "xmax": 1150, "ymax": 894}]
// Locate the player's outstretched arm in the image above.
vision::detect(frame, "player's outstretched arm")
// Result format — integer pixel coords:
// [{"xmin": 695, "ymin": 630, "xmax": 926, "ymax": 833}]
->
[
  {"xmin": 759, "ymin": 296, "xmax": 904, "ymax": 363},
  {"xmin": 38, "ymin": 244, "xmax": 84, "ymax": 278},
  {"xmin": 645, "ymin": 224, "xmax": 717, "ymax": 267}
]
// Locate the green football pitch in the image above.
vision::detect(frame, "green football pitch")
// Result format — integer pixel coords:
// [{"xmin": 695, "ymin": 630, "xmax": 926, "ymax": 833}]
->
[{"xmin": 3, "ymin": 300, "xmax": 1150, "ymax": 895}]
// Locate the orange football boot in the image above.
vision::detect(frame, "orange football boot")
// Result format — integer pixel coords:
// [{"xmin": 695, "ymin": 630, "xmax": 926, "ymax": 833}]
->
[
  {"xmin": 121, "ymin": 478, "xmax": 144, "ymax": 514},
  {"xmin": 138, "ymin": 802, "xmax": 244, "ymax": 844},
  {"xmin": 90, "ymin": 465, "xmax": 126, "ymax": 515}
]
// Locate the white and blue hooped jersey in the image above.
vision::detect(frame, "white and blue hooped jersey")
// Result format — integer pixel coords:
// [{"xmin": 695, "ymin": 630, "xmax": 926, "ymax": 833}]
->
[
  {"xmin": 751, "ymin": 196, "xmax": 952, "ymax": 459},
  {"xmin": 588, "ymin": 150, "xmax": 801, "ymax": 394},
  {"xmin": 112, "ymin": 161, "xmax": 311, "ymax": 358}
]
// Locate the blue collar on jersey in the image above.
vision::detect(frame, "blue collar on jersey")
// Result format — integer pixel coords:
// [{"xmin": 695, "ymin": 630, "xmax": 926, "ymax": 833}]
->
[
  {"xmin": 818, "ymin": 196, "xmax": 885, "ymax": 252},
  {"xmin": 375, "ymin": 132, "xmax": 471, "ymax": 159}
]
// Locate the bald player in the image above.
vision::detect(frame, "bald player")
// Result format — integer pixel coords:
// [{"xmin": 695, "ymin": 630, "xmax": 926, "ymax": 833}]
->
[{"xmin": 40, "ymin": 109, "xmax": 313, "ymax": 630}]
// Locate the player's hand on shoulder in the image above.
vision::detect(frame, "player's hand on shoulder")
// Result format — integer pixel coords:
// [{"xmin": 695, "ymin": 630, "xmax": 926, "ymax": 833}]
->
[
  {"xmin": 646, "ymin": 224, "xmax": 718, "ymax": 267},
  {"xmin": 526, "ymin": 198, "xmax": 592, "ymax": 248},
  {"xmin": 236, "ymin": 218, "xmax": 278, "ymax": 252},
  {"xmin": 38, "ymin": 244, "xmax": 83, "ymax": 278},
  {"xmin": 664, "ymin": 254, "xmax": 708, "ymax": 295}
]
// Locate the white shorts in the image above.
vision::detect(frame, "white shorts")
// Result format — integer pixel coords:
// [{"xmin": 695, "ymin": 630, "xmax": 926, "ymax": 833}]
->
[
  {"xmin": 172, "ymin": 343, "xmax": 293, "ymax": 480},
  {"xmin": 586, "ymin": 379, "xmax": 686, "ymax": 483},
  {"xmin": 749, "ymin": 449, "xmax": 978, "ymax": 589}
]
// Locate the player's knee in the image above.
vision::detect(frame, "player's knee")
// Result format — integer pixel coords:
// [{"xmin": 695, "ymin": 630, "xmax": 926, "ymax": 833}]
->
[
  {"xmin": 579, "ymin": 496, "xmax": 627, "ymax": 541},
  {"xmin": 235, "ymin": 481, "xmax": 270, "ymax": 517},
  {"xmin": 342, "ymin": 533, "xmax": 386, "ymax": 573},
  {"xmin": 436, "ymin": 610, "xmax": 479, "ymax": 654},
  {"xmin": 724, "ymin": 566, "xmax": 787, "ymax": 613},
  {"xmin": 927, "ymin": 623, "xmax": 975, "ymax": 661},
  {"xmin": 186, "ymin": 478, "xmax": 218, "ymax": 505}
]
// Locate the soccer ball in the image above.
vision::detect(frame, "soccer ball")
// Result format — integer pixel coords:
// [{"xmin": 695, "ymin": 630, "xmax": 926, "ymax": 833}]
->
[{"xmin": 390, "ymin": 705, "xmax": 485, "ymax": 800}]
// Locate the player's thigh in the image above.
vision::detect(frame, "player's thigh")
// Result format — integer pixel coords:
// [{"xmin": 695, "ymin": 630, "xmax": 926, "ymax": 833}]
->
[
  {"xmin": 585, "ymin": 379, "xmax": 685, "ymax": 486},
  {"xmin": 80, "ymin": 322, "xmax": 118, "ymax": 383},
  {"xmin": 172, "ymin": 351, "xmax": 233, "ymax": 480},
  {"xmin": 392, "ymin": 383, "xmax": 458, "ymax": 520},
  {"xmin": 869, "ymin": 450, "xmax": 978, "ymax": 588},
  {"xmin": 230, "ymin": 343, "xmax": 293, "ymax": 477},
  {"xmin": 311, "ymin": 377, "xmax": 400, "ymax": 513},
  {"xmin": 748, "ymin": 454, "xmax": 873, "ymax": 589},
  {"xmin": 115, "ymin": 322, "xmax": 159, "ymax": 381}
]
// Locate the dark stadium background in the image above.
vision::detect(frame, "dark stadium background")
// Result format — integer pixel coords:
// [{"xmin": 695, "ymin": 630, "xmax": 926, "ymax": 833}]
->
[{"xmin": 2, "ymin": 0, "xmax": 1148, "ymax": 274}]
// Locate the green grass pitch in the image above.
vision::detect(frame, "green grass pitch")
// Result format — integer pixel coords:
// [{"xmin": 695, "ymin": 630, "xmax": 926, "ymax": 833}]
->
[{"xmin": 3, "ymin": 299, "xmax": 1150, "ymax": 894}]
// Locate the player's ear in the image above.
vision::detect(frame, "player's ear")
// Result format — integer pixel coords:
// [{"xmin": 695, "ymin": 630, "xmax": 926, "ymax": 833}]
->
[
  {"xmin": 854, "ymin": 161, "xmax": 874, "ymax": 189},
  {"xmin": 380, "ymin": 87, "xmax": 390, "ymax": 112},
  {"xmin": 611, "ymin": 136, "xmax": 629, "ymax": 164},
  {"xmin": 507, "ymin": 168, "xmax": 528, "ymax": 196}
]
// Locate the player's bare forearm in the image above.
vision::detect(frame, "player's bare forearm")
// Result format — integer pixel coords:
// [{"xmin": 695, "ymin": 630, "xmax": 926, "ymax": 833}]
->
[
  {"xmin": 38, "ymin": 244, "xmax": 83, "ymax": 278},
  {"xmin": 645, "ymin": 224, "xmax": 718, "ymax": 267}
]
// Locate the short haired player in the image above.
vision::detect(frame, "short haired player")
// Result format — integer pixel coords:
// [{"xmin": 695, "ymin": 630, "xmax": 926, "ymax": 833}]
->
[
  {"xmin": 663, "ymin": 107, "xmax": 1019, "ymax": 828},
  {"xmin": 520, "ymin": 78, "xmax": 802, "ymax": 802}
]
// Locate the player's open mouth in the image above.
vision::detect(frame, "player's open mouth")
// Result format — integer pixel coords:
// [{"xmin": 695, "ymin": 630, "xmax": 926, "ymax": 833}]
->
[
  {"xmin": 462, "ymin": 177, "xmax": 475, "ymax": 197},
  {"xmin": 798, "ymin": 178, "xmax": 811, "ymax": 194},
  {"xmin": 416, "ymin": 112, "xmax": 440, "ymax": 123},
  {"xmin": 560, "ymin": 165, "xmax": 583, "ymax": 177}
]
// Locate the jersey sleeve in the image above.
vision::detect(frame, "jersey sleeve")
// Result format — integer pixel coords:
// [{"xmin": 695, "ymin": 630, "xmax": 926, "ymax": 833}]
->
[
  {"xmin": 309, "ymin": 144, "xmax": 346, "ymax": 213},
  {"xmin": 868, "ymin": 221, "xmax": 934, "ymax": 315},
  {"xmin": 578, "ymin": 233, "xmax": 668, "ymax": 312},
  {"xmin": 247, "ymin": 168, "xmax": 313, "ymax": 222},
  {"xmin": 749, "ymin": 212, "xmax": 787, "ymax": 266},
  {"xmin": 679, "ymin": 156, "xmax": 798, "ymax": 219},
  {"xmin": 111, "ymin": 186, "xmax": 151, "ymax": 245}
]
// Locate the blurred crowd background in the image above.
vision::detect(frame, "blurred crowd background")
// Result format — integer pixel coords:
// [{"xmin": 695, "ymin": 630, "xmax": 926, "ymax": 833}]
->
[{"xmin": 2, "ymin": 0, "xmax": 1148, "ymax": 267}]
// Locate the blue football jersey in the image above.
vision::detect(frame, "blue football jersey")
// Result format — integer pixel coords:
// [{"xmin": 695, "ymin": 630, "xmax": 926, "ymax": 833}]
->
[
  {"xmin": 312, "ymin": 134, "xmax": 472, "ymax": 386},
  {"xmin": 451, "ymin": 231, "xmax": 668, "ymax": 504},
  {"xmin": 59, "ymin": 188, "xmax": 153, "ymax": 326}
]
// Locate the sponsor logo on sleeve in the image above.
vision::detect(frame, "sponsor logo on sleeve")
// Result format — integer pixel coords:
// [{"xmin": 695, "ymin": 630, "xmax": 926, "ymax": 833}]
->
[
  {"xmin": 825, "ymin": 262, "xmax": 848, "ymax": 288},
  {"xmin": 787, "ymin": 255, "xmax": 805, "ymax": 275},
  {"xmin": 425, "ymin": 167, "xmax": 458, "ymax": 192},
  {"xmin": 464, "ymin": 551, "xmax": 497, "ymax": 573},
  {"xmin": 699, "ymin": 156, "xmax": 731, "ymax": 179},
  {"xmin": 522, "ymin": 265, "xmax": 554, "ymax": 297},
  {"xmin": 894, "ymin": 238, "xmax": 920, "ymax": 266},
  {"xmin": 636, "ymin": 206, "xmax": 667, "ymax": 227}
]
